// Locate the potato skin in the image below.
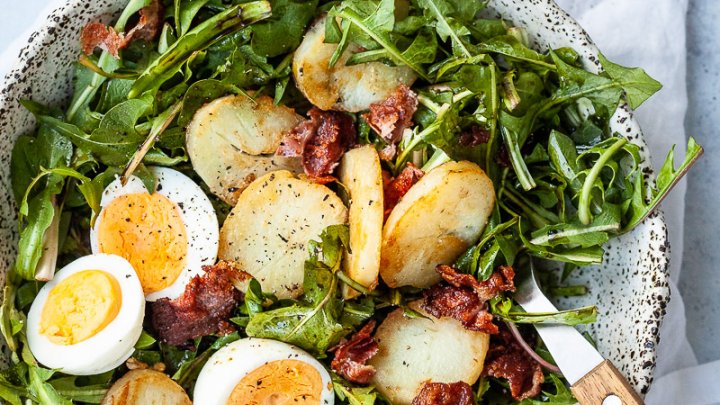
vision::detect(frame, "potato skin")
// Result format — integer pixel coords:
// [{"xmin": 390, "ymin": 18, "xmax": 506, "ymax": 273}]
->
[
  {"xmin": 219, "ymin": 171, "xmax": 348, "ymax": 299},
  {"xmin": 186, "ymin": 94, "xmax": 303, "ymax": 205},
  {"xmin": 380, "ymin": 161, "xmax": 495, "ymax": 288},
  {"xmin": 368, "ymin": 302, "xmax": 490, "ymax": 405},
  {"xmin": 338, "ymin": 146, "xmax": 384, "ymax": 299},
  {"xmin": 293, "ymin": 16, "xmax": 417, "ymax": 113},
  {"xmin": 101, "ymin": 369, "xmax": 191, "ymax": 405}
]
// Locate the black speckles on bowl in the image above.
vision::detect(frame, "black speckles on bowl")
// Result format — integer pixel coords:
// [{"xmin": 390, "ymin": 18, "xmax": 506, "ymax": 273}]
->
[{"xmin": 0, "ymin": 0, "xmax": 668, "ymax": 395}]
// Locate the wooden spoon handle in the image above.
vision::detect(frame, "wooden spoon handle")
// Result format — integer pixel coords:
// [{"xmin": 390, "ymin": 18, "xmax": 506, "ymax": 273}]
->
[{"xmin": 570, "ymin": 360, "xmax": 645, "ymax": 405}]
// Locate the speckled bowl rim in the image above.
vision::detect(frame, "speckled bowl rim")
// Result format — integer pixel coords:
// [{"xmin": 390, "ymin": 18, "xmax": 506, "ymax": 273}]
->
[{"xmin": 0, "ymin": 0, "xmax": 669, "ymax": 397}]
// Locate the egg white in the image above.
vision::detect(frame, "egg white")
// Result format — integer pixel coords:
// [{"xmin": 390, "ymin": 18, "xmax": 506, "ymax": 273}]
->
[
  {"xmin": 90, "ymin": 166, "xmax": 219, "ymax": 301},
  {"xmin": 194, "ymin": 338, "xmax": 335, "ymax": 405},
  {"xmin": 26, "ymin": 254, "xmax": 145, "ymax": 376}
]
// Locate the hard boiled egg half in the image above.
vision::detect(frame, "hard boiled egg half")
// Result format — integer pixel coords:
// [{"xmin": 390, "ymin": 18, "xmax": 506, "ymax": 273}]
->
[
  {"xmin": 27, "ymin": 254, "xmax": 144, "ymax": 375},
  {"xmin": 90, "ymin": 167, "xmax": 219, "ymax": 301},
  {"xmin": 194, "ymin": 338, "xmax": 334, "ymax": 405}
]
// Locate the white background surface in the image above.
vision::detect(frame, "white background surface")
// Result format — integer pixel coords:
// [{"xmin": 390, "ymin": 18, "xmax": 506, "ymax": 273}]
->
[{"xmin": 0, "ymin": 0, "xmax": 718, "ymax": 403}]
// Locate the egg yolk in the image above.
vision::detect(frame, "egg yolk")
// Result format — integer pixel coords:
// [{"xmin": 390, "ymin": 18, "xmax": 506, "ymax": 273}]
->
[
  {"xmin": 228, "ymin": 360, "xmax": 323, "ymax": 405},
  {"xmin": 97, "ymin": 193, "xmax": 188, "ymax": 294},
  {"xmin": 40, "ymin": 270, "xmax": 121, "ymax": 345}
]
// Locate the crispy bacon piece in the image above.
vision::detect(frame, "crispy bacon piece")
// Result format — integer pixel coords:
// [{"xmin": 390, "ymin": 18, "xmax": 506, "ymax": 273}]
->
[
  {"xmin": 411, "ymin": 381, "xmax": 474, "ymax": 405},
  {"xmin": 422, "ymin": 281, "xmax": 497, "ymax": 334},
  {"xmin": 422, "ymin": 265, "xmax": 515, "ymax": 334},
  {"xmin": 129, "ymin": 0, "xmax": 163, "ymax": 42},
  {"xmin": 363, "ymin": 85, "xmax": 418, "ymax": 159},
  {"xmin": 151, "ymin": 261, "xmax": 250, "ymax": 346},
  {"xmin": 382, "ymin": 163, "xmax": 424, "ymax": 219},
  {"xmin": 437, "ymin": 264, "xmax": 515, "ymax": 302},
  {"xmin": 80, "ymin": 0, "xmax": 163, "ymax": 58},
  {"xmin": 483, "ymin": 324, "xmax": 544, "ymax": 401},
  {"xmin": 277, "ymin": 108, "xmax": 355, "ymax": 181},
  {"xmin": 459, "ymin": 125, "xmax": 490, "ymax": 147},
  {"xmin": 80, "ymin": 23, "xmax": 125, "ymax": 57},
  {"xmin": 330, "ymin": 321, "xmax": 378, "ymax": 384}
]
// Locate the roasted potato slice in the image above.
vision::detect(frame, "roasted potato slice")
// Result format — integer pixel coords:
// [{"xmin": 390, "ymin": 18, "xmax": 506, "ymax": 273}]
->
[
  {"xmin": 338, "ymin": 146, "xmax": 383, "ymax": 299},
  {"xmin": 380, "ymin": 161, "xmax": 495, "ymax": 288},
  {"xmin": 369, "ymin": 302, "xmax": 490, "ymax": 405},
  {"xmin": 219, "ymin": 171, "xmax": 348, "ymax": 299},
  {"xmin": 186, "ymin": 94, "xmax": 303, "ymax": 205},
  {"xmin": 293, "ymin": 16, "xmax": 417, "ymax": 112},
  {"xmin": 101, "ymin": 369, "xmax": 191, "ymax": 405}
]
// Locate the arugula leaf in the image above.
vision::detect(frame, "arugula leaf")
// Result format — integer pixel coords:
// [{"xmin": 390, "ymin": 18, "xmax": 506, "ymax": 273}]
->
[
  {"xmin": 173, "ymin": 349, "xmax": 212, "ymax": 392},
  {"xmin": 524, "ymin": 243, "xmax": 604, "ymax": 266},
  {"xmin": 519, "ymin": 223, "xmax": 604, "ymax": 266},
  {"xmin": 398, "ymin": 28, "xmax": 438, "ymax": 65},
  {"xmin": 469, "ymin": 18, "xmax": 507, "ymax": 41},
  {"xmin": 134, "ymin": 330, "xmax": 157, "ymax": 350},
  {"xmin": 501, "ymin": 123, "xmax": 536, "ymax": 190},
  {"xmin": 504, "ymin": 306, "xmax": 597, "ymax": 325},
  {"xmin": 245, "ymin": 225, "xmax": 353, "ymax": 355},
  {"xmin": 37, "ymin": 115, "xmax": 138, "ymax": 166},
  {"xmin": 14, "ymin": 165, "xmax": 105, "ymax": 281},
  {"xmin": 547, "ymin": 130, "xmax": 584, "ymax": 195},
  {"xmin": 251, "ymin": 0, "xmax": 319, "ymax": 57},
  {"xmin": 396, "ymin": 89, "xmax": 478, "ymax": 168},
  {"xmin": 96, "ymin": 79, "xmax": 135, "ymax": 113},
  {"xmin": 530, "ymin": 203, "xmax": 621, "ymax": 248},
  {"xmin": 122, "ymin": 101, "xmax": 183, "ymax": 182},
  {"xmin": 456, "ymin": 217, "xmax": 519, "ymax": 279},
  {"xmin": 512, "ymin": 72, "xmax": 545, "ymax": 115},
  {"xmin": 218, "ymin": 45, "xmax": 276, "ymax": 88},
  {"xmin": 20, "ymin": 168, "xmax": 101, "ymax": 224},
  {"xmin": 161, "ymin": 341, "xmax": 199, "ymax": 377},
  {"xmin": 479, "ymin": 35, "xmax": 556, "ymax": 71},
  {"xmin": 0, "ymin": 285, "xmax": 22, "ymax": 355},
  {"xmin": 176, "ymin": 0, "xmax": 211, "ymax": 36},
  {"xmin": 0, "ymin": 379, "xmax": 24, "ymax": 405},
  {"xmin": 129, "ymin": 1, "xmax": 272, "ymax": 98},
  {"xmin": 28, "ymin": 367, "xmax": 72, "ymax": 405},
  {"xmin": 544, "ymin": 50, "xmax": 660, "ymax": 120},
  {"xmin": 49, "ymin": 376, "xmax": 110, "ymax": 404},
  {"xmin": 141, "ymin": 336, "xmax": 221, "ymax": 387},
  {"xmin": 417, "ymin": 0, "xmax": 473, "ymax": 57},
  {"xmin": 66, "ymin": 0, "xmax": 152, "ymax": 124},
  {"xmin": 15, "ymin": 189, "xmax": 59, "ymax": 281},
  {"xmin": 178, "ymin": 79, "xmax": 235, "ymax": 127},
  {"xmin": 10, "ymin": 128, "xmax": 72, "ymax": 205},
  {"xmin": 624, "ymin": 137, "xmax": 703, "ymax": 232},
  {"xmin": 491, "ymin": 297, "xmax": 597, "ymax": 326},
  {"xmin": 333, "ymin": 373, "xmax": 378, "ymax": 405},
  {"xmin": 548, "ymin": 285, "xmax": 588, "ymax": 297},
  {"xmin": 10, "ymin": 136, "xmax": 39, "ymax": 204},
  {"xmin": 576, "ymin": 137, "xmax": 630, "ymax": 224},
  {"xmin": 329, "ymin": 0, "xmax": 396, "ymax": 66},
  {"xmin": 598, "ymin": 53, "xmax": 662, "ymax": 109},
  {"xmin": 520, "ymin": 373, "xmax": 576, "ymax": 405},
  {"xmin": 332, "ymin": 3, "xmax": 430, "ymax": 80},
  {"xmin": 92, "ymin": 97, "xmax": 153, "ymax": 142}
]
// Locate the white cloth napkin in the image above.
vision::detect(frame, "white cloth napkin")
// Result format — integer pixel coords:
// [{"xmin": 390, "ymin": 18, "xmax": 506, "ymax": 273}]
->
[{"xmin": 0, "ymin": 0, "xmax": 717, "ymax": 403}]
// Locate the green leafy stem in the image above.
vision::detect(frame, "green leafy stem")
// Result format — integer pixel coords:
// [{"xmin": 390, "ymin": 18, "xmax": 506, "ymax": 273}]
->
[
  {"xmin": 128, "ymin": 1, "xmax": 272, "ymax": 98},
  {"xmin": 334, "ymin": 7, "xmax": 431, "ymax": 81}
]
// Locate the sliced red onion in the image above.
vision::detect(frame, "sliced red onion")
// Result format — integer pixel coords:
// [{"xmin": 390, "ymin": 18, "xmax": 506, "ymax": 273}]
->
[{"xmin": 505, "ymin": 322, "xmax": 563, "ymax": 375}]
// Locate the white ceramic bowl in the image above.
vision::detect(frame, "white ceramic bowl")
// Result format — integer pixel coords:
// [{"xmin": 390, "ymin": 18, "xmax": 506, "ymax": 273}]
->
[{"xmin": 0, "ymin": 0, "xmax": 668, "ymax": 395}]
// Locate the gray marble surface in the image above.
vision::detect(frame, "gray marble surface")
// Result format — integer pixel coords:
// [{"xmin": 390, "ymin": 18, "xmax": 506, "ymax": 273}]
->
[
  {"xmin": 0, "ymin": 0, "xmax": 717, "ymax": 372},
  {"xmin": 680, "ymin": 0, "xmax": 720, "ymax": 364}
]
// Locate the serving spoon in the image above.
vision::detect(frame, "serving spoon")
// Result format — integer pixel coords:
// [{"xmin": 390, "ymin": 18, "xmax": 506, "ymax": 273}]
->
[{"xmin": 514, "ymin": 257, "xmax": 645, "ymax": 405}]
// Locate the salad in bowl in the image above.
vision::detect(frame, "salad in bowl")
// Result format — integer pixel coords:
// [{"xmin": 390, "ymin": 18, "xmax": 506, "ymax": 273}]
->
[{"xmin": 0, "ymin": 0, "xmax": 702, "ymax": 404}]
